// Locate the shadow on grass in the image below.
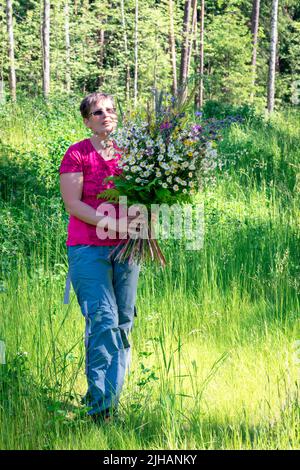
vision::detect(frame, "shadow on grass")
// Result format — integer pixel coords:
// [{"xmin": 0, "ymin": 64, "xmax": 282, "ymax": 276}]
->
[
  {"xmin": 0, "ymin": 352, "xmax": 93, "ymax": 449},
  {"xmin": 1, "ymin": 351, "xmax": 298, "ymax": 450},
  {"xmin": 104, "ymin": 406, "xmax": 295, "ymax": 450},
  {"xmin": 0, "ymin": 142, "xmax": 51, "ymax": 202}
]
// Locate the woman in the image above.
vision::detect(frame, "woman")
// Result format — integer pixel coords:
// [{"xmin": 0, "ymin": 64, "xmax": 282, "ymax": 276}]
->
[{"xmin": 59, "ymin": 92, "xmax": 146, "ymax": 424}]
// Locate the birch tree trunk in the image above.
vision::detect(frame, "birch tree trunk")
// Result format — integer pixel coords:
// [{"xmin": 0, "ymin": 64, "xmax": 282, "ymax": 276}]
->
[
  {"xmin": 197, "ymin": 0, "xmax": 204, "ymax": 108},
  {"xmin": 187, "ymin": 0, "xmax": 197, "ymax": 80},
  {"xmin": 179, "ymin": 0, "xmax": 192, "ymax": 101},
  {"xmin": 267, "ymin": 0, "xmax": 279, "ymax": 113},
  {"xmin": 98, "ymin": 28, "xmax": 105, "ymax": 88},
  {"xmin": 193, "ymin": 2, "xmax": 198, "ymax": 108},
  {"xmin": 64, "ymin": 0, "xmax": 71, "ymax": 94},
  {"xmin": 6, "ymin": 0, "xmax": 16, "ymax": 101},
  {"xmin": 250, "ymin": 0, "xmax": 260, "ymax": 102},
  {"xmin": 153, "ymin": 27, "xmax": 158, "ymax": 100},
  {"xmin": 168, "ymin": 0, "xmax": 177, "ymax": 96},
  {"xmin": 121, "ymin": 0, "xmax": 130, "ymax": 102},
  {"xmin": 0, "ymin": 79, "xmax": 5, "ymax": 104},
  {"xmin": 134, "ymin": 0, "xmax": 138, "ymax": 108},
  {"xmin": 42, "ymin": 0, "xmax": 50, "ymax": 98}
]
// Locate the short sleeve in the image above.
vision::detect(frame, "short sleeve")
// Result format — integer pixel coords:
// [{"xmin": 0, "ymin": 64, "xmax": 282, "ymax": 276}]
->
[{"xmin": 59, "ymin": 146, "xmax": 83, "ymax": 174}]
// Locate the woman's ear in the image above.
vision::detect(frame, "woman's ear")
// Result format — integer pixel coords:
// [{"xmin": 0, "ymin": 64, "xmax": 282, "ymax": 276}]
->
[{"xmin": 83, "ymin": 117, "xmax": 90, "ymax": 128}]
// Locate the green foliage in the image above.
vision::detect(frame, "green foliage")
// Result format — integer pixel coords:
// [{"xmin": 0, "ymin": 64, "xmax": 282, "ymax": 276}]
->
[
  {"xmin": 0, "ymin": 0, "xmax": 299, "ymax": 108},
  {"xmin": 277, "ymin": 9, "xmax": 300, "ymax": 104},
  {"xmin": 202, "ymin": 100, "xmax": 260, "ymax": 123},
  {"xmin": 97, "ymin": 187, "xmax": 120, "ymax": 203},
  {"xmin": 205, "ymin": 7, "xmax": 253, "ymax": 104}
]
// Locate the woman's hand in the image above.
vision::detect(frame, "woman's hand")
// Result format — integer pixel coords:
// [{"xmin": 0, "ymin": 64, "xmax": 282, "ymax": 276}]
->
[
  {"xmin": 116, "ymin": 204, "xmax": 160, "ymax": 239},
  {"xmin": 150, "ymin": 212, "xmax": 158, "ymax": 225},
  {"xmin": 117, "ymin": 213, "xmax": 146, "ymax": 238},
  {"xmin": 149, "ymin": 212, "xmax": 159, "ymax": 238},
  {"xmin": 117, "ymin": 204, "xmax": 146, "ymax": 238}
]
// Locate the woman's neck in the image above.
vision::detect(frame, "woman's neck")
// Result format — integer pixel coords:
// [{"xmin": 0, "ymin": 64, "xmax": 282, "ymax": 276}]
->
[
  {"xmin": 94, "ymin": 131, "xmax": 109, "ymax": 140},
  {"xmin": 91, "ymin": 133, "xmax": 112, "ymax": 148}
]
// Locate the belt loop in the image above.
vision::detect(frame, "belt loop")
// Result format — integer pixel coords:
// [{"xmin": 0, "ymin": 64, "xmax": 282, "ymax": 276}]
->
[{"xmin": 63, "ymin": 270, "xmax": 71, "ymax": 304}]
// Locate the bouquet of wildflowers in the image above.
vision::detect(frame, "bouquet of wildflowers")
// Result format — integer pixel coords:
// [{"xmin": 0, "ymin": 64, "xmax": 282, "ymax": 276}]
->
[{"xmin": 97, "ymin": 90, "xmax": 243, "ymax": 266}]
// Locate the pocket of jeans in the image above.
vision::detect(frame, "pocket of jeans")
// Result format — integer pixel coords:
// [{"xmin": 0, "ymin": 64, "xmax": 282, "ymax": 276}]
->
[{"xmin": 67, "ymin": 245, "xmax": 93, "ymax": 266}]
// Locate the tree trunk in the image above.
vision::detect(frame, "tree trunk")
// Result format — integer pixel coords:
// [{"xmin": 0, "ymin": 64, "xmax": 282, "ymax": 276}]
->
[
  {"xmin": 121, "ymin": 0, "xmax": 130, "ymax": 102},
  {"xmin": 42, "ymin": 0, "xmax": 50, "ymax": 98},
  {"xmin": 168, "ymin": 0, "xmax": 177, "ymax": 96},
  {"xmin": 6, "ymin": 0, "xmax": 16, "ymax": 101},
  {"xmin": 74, "ymin": 0, "xmax": 78, "ymax": 16},
  {"xmin": 187, "ymin": 0, "xmax": 197, "ymax": 80},
  {"xmin": 196, "ymin": 0, "xmax": 204, "ymax": 108},
  {"xmin": 134, "ymin": 0, "xmax": 138, "ymax": 108},
  {"xmin": 98, "ymin": 28, "xmax": 105, "ymax": 88},
  {"xmin": 179, "ymin": 0, "xmax": 192, "ymax": 101},
  {"xmin": 64, "ymin": 0, "xmax": 71, "ymax": 94},
  {"xmin": 250, "ymin": 0, "xmax": 260, "ymax": 102},
  {"xmin": 267, "ymin": 0, "xmax": 279, "ymax": 113},
  {"xmin": 81, "ymin": 0, "xmax": 90, "ymax": 94},
  {"xmin": 153, "ymin": 27, "xmax": 158, "ymax": 107},
  {"xmin": 0, "ymin": 80, "xmax": 5, "ymax": 104},
  {"xmin": 193, "ymin": 0, "xmax": 198, "ymax": 80}
]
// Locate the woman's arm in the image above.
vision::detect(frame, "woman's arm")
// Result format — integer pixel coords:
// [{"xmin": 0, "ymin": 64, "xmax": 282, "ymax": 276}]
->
[
  {"xmin": 60, "ymin": 172, "xmax": 117, "ymax": 228},
  {"xmin": 60, "ymin": 173, "xmax": 145, "ymax": 236}
]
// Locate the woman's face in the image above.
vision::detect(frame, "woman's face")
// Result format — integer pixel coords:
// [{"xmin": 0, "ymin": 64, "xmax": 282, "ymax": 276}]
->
[{"xmin": 84, "ymin": 98, "xmax": 117, "ymax": 136}]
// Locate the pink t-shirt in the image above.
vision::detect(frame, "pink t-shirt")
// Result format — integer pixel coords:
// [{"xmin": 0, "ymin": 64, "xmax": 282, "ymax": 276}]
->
[{"xmin": 59, "ymin": 138, "xmax": 127, "ymax": 246}]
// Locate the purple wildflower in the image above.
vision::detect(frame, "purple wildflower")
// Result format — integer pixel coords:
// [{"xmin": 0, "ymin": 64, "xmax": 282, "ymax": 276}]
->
[
  {"xmin": 191, "ymin": 124, "xmax": 202, "ymax": 133},
  {"xmin": 160, "ymin": 121, "xmax": 172, "ymax": 130}
]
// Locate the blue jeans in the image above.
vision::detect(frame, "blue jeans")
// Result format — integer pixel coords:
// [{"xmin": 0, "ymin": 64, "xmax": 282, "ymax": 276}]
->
[{"xmin": 67, "ymin": 244, "xmax": 140, "ymax": 416}]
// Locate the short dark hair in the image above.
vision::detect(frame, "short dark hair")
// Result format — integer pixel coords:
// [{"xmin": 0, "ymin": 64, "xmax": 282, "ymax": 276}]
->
[{"xmin": 79, "ymin": 92, "xmax": 116, "ymax": 118}]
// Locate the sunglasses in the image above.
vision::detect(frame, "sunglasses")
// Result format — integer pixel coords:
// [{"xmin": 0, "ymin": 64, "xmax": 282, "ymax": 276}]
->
[{"xmin": 89, "ymin": 108, "xmax": 117, "ymax": 117}]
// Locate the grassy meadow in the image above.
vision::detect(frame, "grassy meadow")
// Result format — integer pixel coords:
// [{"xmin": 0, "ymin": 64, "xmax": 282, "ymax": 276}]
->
[{"xmin": 0, "ymin": 98, "xmax": 299, "ymax": 450}]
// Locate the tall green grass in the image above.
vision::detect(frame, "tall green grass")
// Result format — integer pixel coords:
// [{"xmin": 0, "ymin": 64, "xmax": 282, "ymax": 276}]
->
[{"xmin": 0, "ymin": 99, "xmax": 299, "ymax": 449}]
